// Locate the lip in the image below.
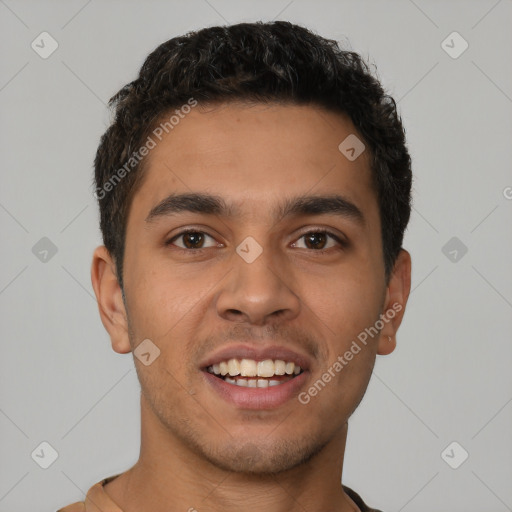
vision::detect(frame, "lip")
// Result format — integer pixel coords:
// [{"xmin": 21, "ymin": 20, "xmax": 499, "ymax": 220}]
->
[
  {"xmin": 199, "ymin": 343, "xmax": 312, "ymax": 370},
  {"xmin": 202, "ymin": 369, "xmax": 310, "ymax": 409}
]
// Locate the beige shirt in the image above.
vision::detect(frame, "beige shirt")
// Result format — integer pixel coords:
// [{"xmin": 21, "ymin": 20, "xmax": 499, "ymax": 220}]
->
[
  {"xmin": 57, "ymin": 474, "xmax": 123, "ymax": 512},
  {"xmin": 57, "ymin": 474, "xmax": 382, "ymax": 512}
]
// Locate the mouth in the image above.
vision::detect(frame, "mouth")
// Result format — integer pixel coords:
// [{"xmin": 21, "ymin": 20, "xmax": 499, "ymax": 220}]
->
[
  {"xmin": 200, "ymin": 349, "xmax": 310, "ymax": 410},
  {"xmin": 203, "ymin": 358, "xmax": 305, "ymax": 388}
]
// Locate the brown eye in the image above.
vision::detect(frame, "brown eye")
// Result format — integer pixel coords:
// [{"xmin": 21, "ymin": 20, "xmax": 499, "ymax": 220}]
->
[
  {"xmin": 291, "ymin": 230, "xmax": 345, "ymax": 251},
  {"xmin": 167, "ymin": 230, "xmax": 217, "ymax": 250}
]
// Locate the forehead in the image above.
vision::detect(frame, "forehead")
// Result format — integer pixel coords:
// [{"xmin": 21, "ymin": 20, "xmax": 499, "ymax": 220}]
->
[{"xmin": 130, "ymin": 102, "xmax": 377, "ymax": 225}]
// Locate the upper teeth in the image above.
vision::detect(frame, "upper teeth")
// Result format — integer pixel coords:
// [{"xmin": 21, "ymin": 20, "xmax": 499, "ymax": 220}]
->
[{"xmin": 208, "ymin": 359, "xmax": 302, "ymax": 378}]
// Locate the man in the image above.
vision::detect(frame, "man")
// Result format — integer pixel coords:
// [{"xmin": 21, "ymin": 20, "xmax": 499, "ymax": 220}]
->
[{"xmin": 58, "ymin": 20, "xmax": 412, "ymax": 512}]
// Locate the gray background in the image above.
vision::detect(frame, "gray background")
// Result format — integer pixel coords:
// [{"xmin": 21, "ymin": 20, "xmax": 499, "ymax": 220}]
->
[{"xmin": 1, "ymin": 1, "xmax": 511, "ymax": 511}]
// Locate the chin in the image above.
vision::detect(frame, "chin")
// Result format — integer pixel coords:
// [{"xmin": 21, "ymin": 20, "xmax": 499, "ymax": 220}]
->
[{"xmin": 202, "ymin": 437, "xmax": 326, "ymax": 475}]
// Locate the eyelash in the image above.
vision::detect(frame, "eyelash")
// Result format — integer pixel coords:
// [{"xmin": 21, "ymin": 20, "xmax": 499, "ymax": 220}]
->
[{"xmin": 165, "ymin": 228, "xmax": 347, "ymax": 255}]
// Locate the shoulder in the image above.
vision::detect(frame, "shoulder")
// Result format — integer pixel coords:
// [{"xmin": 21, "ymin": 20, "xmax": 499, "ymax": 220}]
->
[
  {"xmin": 56, "ymin": 473, "xmax": 123, "ymax": 512},
  {"xmin": 56, "ymin": 502, "xmax": 85, "ymax": 512},
  {"xmin": 342, "ymin": 484, "xmax": 384, "ymax": 512}
]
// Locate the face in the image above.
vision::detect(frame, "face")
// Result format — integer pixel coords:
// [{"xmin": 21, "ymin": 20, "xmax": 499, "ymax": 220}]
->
[{"xmin": 93, "ymin": 102, "xmax": 410, "ymax": 475}]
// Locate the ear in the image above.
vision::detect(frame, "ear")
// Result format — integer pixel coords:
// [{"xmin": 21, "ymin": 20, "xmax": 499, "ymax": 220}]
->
[
  {"xmin": 90, "ymin": 245, "xmax": 131, "ymax": 354},
  {"xmin": 377, "ymin": 248, "xmax": 412, "ymax": 356}
]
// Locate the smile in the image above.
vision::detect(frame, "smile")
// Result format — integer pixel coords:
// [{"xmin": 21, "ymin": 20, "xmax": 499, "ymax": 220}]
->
[
  {"xmin": 202, "ymin": 361, "xmax": 308, "ymax": 409},
  {"xmin": 206, "ymin": 358, "xmax": 303, "ymax": 388}
]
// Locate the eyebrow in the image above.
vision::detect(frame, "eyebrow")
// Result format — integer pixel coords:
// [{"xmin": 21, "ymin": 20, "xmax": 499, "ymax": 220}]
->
[{"xmin": 145, "ymin": 192, "xmax": 366, "ymax": 227}]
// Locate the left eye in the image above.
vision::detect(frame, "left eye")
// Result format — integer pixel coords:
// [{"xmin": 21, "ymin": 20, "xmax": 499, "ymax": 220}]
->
[{"xmin": 291, "ymin": 230, "xmax": 343, "ymax": 251}]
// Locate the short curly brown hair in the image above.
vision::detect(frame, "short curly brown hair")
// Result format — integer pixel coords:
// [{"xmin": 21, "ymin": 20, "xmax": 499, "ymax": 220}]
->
[{"xmin": 94, "ymin": 20, "xmax": 412, "ymax": 290}]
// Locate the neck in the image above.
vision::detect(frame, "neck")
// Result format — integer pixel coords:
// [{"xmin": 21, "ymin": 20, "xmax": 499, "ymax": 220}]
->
[{"xmin": 105, "ymin": 395, "xmax": 361, "ymax": 512}]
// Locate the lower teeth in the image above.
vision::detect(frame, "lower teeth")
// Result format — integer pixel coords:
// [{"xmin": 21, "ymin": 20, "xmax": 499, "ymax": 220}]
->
[{"xmin": 223, "ymin": 376, "xmax": 293, "ymax": 388}]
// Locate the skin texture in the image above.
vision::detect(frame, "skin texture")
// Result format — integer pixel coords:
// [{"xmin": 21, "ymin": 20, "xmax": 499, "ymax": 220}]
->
[{"xmin": 91, "ymin": 102, "xmax": 411, "ymax": 512}]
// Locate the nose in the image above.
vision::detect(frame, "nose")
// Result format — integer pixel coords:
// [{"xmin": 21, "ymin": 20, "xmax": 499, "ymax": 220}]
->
[{"xmin": 215, "ymin": 241, "xmax": 301, "ymax": 326}]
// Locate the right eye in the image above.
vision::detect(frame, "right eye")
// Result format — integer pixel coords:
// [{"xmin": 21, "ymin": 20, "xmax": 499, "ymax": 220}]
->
[{"xmin": 166, "ymin": 229, "xmax": 220, "ymax": 252}]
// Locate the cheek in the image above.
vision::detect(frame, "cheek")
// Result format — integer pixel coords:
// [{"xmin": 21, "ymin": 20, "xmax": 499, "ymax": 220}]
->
[
  {"xmin": 125, "ymin": 257, "xmax": 215, "ymax": 382},
  {"xmin": 125, "ymin": 253, "xmax": 198, "ymax": 333},
  {"xmin": 306, "ymin": 269, "xmax": 383, "ymax": 337}
]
